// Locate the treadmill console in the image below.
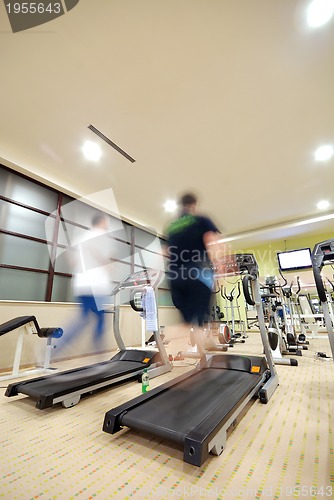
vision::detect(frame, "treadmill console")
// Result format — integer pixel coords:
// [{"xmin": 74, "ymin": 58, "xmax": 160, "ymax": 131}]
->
[
  {"xmin": 312, "ymin": 239, "xmax": 334, "ymax": 269},
  {"xmin": 218, "ymin": 253, "xmax": 258, "ymax": 277},
  {"xmin": 312, "ymin": 238, "xmax": 334, "ymax": 303}
]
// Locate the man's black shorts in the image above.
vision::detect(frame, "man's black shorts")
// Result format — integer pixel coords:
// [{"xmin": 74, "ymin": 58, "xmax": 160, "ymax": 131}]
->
[{"xmin": 169, "ymin": 276, "xmax": 211, "ymax": 326}]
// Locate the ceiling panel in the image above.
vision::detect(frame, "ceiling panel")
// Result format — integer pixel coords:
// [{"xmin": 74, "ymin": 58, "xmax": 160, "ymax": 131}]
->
[{"xmin": 0, "ymin": 0, "xmax": 333, "ymax": 244}]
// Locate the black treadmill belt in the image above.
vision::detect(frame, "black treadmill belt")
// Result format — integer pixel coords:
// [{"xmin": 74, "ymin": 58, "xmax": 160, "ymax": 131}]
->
[
  {"xmin": 121, "ymin": 368, "xmax": 260, "ymax": 444},
  {"xmin": 17, "ymin": 360, "xmax": 142, "ymax": 398}
]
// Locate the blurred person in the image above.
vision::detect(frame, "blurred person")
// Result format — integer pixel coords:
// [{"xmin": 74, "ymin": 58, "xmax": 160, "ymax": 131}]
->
[
  {"xmin": 57, "ymin": 213, "xmax": 112, "ymax": 354},
  {"xmin": 165, "ymin": 193, "xmax": 225, "ymax": 339}
]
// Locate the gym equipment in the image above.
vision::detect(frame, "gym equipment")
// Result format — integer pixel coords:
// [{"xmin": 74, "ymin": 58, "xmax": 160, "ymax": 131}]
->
[
  {"xmin": 261, "ymin": 277, "xmax": 299, "ymax": 366},
  {"xmin": 311, "ymin": 239, "xmax": 334, "ymax": 361},
  {"xmin": 289, "ymin": 277, "xmax": 309, "ymax": 344},
  {"xmin": 218, "ymin": 321, "xmax": 232, "ymax": 345},
  {"xmin": 220, "ymin": 280, "xmax": 247, "ymax": 344},
  {"xmin": 245, "ymin": 302, "xmax": 259, "ymax": 330},
  {"xmin": 209, "ymin": 280, "xmax": 225, "ymax": 322},
  {"xmin": 325, "ymin": 278, "xmax": 334, "ymax": 323},
  {"xmin": 179, "ymin": 279, "xmax": 231, "ymax": 357},
  {"xmin": 5, "ymin": 270, "xmax": 172, "ymax": 409},
  {"xmin": 103, "ymin": 254, "xmax": 279, "ymax": 467},
  {"xmin": 277, "ymin": 271, "xmax": 308, "ymax": 352},
  {"xmin": 180, "ymin": 323, "xmax": 230, "ymax": 360},
  {"xmin": 201, "ymin": 280, "xmax": 233, "ymax": 351},
  {"xmin": 0, "ymin": 316, "xmax": 63, "ymax": 382},
  {"xmin": 297, "ymin": 293, "xmax": 325, "ymax": 338}
]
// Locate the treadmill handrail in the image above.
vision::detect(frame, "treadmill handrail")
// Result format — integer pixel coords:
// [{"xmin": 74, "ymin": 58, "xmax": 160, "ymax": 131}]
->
[
  {"xmin": 111, "ymin": 269, "xmax": 163, "ymax": 295},
  {"xmin": 242, "ymin": 275, "xmax": 255, "ymax": 306},
  {"xmin": 311, "ymin": 239, "xmax": 334, "ymax": 361},
  {"xmin": 311, "ymin": 239, "xmax": 334, "ymax": 302},
  {"xmin": 129, "ymin": 288, "xmax": 144, "ymax": 312}
]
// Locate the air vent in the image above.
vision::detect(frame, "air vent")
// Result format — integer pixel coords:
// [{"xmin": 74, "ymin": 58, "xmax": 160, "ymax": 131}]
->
[{"xmin": 88, "ymin": 124, "xmax": 136, "ymax": 163}]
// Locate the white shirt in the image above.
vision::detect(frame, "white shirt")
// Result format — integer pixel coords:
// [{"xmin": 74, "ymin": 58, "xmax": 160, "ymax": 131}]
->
[{"xmin": 71, "ymin": 227, "xmax": 111, "ymax": 297}]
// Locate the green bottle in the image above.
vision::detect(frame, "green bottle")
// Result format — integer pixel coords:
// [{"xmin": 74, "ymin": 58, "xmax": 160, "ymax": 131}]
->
[{"xmin": 141, "ymin": 368, "xmax": 149, "ymax": 393}]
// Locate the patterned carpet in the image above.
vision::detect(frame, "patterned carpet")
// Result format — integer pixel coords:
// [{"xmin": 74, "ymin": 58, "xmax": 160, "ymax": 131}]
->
[{"xmin": 0, "ymin": 332, "xmax": 333, "ymax": 499}]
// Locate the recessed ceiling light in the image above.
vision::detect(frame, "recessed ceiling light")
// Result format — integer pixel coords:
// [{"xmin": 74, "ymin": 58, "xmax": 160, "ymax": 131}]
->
[
  {"xmin": 307, "ymin": 0, "xmax": 334, "ymax": 28},
  {"xmin": 317, "ymin": 200, "xmax": 330, "ymax": 210},
  {"xmin": 164, "ymin": 200, "xmax": 177, "ymax": 212},
  {"xmin": 314, "ymin": 144, "xmax": 334, "ymax": 161},
  {"xmin": 82, "ymin": 141, "xmax": 102, "ymax": 161}
]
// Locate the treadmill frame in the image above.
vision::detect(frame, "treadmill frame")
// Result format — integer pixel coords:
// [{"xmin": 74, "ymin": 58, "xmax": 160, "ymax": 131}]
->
[
  {"xmin": 104, "ymin": 353, "xmax": 273, "ymax": 466},
  {"xmin": 103, "ymin": 254, "xmax": 279, "ymax": 466},
  {"xmin": 6, "ymin": 350, "xmax": 163, "ymax": 409},
  {"xmin": 5, "ymin": 269, "xmax": 172, "ymax": 409},
  {"xmin": 311, "ymin": 239, "xmax": 334, "ymax": 360}
]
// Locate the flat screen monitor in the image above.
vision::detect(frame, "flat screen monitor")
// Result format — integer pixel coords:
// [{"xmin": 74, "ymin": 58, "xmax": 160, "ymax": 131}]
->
[{"xmin": 277, "ymin": 248, "xmax": 312, "ymax": 272}]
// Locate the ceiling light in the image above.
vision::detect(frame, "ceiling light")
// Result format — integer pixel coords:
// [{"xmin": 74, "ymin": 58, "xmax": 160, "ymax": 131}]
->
[
  {"xmin": 82, "ymin": 141, "xmax": 102, "ymax": 161},
  {"xmin": 317, "ymin": 200, "xmax": 330, "ymax": 210},
  {"xmin": 307, "ymin": 0, "xmax": 334, "ymax": 27},
  {"xmin": 314, "ymin": 144, "xmax": 334, "ymax": 161},
  {"xmin": 164, "ymin": 200, "xmax": 177, "ymax": 213}
]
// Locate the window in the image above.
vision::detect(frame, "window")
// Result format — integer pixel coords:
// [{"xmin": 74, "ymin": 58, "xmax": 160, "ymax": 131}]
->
[{"xmin": 0, "ymin": 165, "xmax": 171, "ymax": 305}]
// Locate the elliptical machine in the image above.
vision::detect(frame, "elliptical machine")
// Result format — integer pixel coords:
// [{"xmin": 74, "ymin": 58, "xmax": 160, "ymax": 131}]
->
[
  {"xmin": 261, "ymin": 276, "xmax": 299, "ymax": 366},
  {"xmin": 279, "ymin": 270, "xmax": 308, "ymax": 353},
  {"xmin": 220, "ymin": 280, "xmax": 247, "ymax": 344},
  {"xmin": 290, "ymin": 276, "xmax": 309, "ymax": 345}
]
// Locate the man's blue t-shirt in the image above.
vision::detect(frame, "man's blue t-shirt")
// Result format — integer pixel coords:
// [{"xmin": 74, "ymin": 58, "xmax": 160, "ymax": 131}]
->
[{"xmin": 166, "ymin": 214, "xmax": 219, "ymax": 289}]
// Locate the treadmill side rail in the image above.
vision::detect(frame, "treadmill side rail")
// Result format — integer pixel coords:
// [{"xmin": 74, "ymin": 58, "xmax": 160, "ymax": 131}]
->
[
  {"xmin": 259, "ymin": 373, "xmax": 279, "ymax": 403},
  {"xmin": 183, "ymin": 373, "xmax": 269, "ymax": 466},
  {"xmin": 183, "ymin": 371, "xmax": 279, "ymax": 466}
]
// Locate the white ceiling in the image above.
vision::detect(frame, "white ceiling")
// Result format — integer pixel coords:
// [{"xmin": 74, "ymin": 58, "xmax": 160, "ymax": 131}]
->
[{"xmin": 0, "ymin": 0, "xmax": 334, "ymax": 247}]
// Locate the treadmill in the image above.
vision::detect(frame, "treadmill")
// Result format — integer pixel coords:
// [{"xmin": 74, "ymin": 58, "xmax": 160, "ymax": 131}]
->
[
  {"xmin": 103, "ymin": 254, "xmax": 279, "ymax": 467},
  {"xmin": 311, "ymin": 238, "xmax": 334, "ymax": 361},
  {"xmin": 5, "ymin": 269, "xmax": 172, "ymax": 409}
]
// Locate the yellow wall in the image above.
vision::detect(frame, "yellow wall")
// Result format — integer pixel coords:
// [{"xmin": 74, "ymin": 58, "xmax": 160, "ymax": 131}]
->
[
  {"xmin": 225, "ymin": 230, "xmax": 334, "ymax": 289},
  {"xmin": 214, "ymin": 230, "xmax": 334, "ymax": 328}
]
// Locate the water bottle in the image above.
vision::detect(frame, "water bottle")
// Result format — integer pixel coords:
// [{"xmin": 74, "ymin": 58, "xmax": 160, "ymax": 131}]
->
[{"xmin": 141, "ymin": 368, "xmax": 149, "ymax": 393}]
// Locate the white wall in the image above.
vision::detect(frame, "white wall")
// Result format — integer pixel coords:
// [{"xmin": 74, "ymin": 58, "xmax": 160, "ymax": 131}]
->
[{"xmin": 0, "ymin": 301, "xmax": 181, "ymax": 373}]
